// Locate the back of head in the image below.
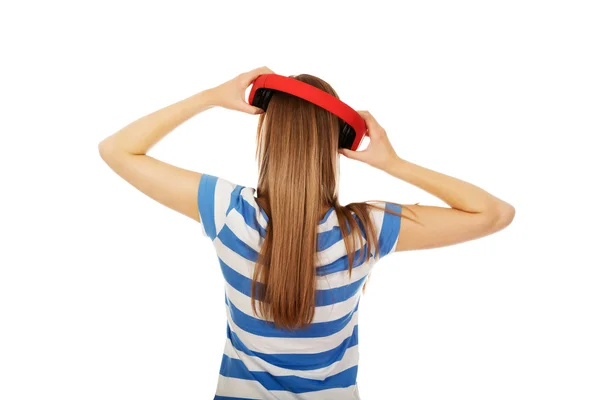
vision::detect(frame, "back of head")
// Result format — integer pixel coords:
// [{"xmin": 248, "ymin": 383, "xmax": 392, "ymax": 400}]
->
[
  {"xmin": 255, "ymin": 74, "xmax": 341, "ymax": 207},
  {"xmin": 252, "ymin": 74, "xmax": 380, "ymax": 330}
]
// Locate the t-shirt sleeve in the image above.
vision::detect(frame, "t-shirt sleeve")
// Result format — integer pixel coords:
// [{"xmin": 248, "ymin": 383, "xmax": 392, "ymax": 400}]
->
[
  {"xmin": 369, "ymin": 202, "xmax": 403, "ymax": 259},
  {"xmin": 197, "ymin": 174, "xmax": 243, "ymax": 240}
]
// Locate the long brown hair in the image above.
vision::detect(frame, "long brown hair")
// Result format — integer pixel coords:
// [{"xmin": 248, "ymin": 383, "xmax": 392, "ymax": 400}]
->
[{"xmin": 251, "ymin": 74, "xmax": 404, "ymax": 330}]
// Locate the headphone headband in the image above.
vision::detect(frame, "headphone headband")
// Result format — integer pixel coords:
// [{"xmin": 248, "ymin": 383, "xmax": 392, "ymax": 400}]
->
[{"xmin": 248, "ymin": 74, "xmax": 367, "ymax": 151}]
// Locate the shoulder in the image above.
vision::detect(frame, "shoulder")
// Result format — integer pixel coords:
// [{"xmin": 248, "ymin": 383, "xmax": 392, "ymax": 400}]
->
[
  {"xmin": 367, "ymin": 202, "xmax": 402, "ymax": 258},
  {"xmin": 198, "ymin": 174, "xmax": 265, "ymax": 239}
]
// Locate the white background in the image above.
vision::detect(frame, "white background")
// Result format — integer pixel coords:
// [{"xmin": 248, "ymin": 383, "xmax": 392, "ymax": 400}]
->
[{"xmin": 1, "ymin": 1, "xmax": 599, "ymax": 399}]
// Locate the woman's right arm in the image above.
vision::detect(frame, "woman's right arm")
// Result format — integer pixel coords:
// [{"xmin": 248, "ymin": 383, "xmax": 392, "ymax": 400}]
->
[{"xmin": 339, "ymin": 111, "xmax": 515, "ymax": 252}]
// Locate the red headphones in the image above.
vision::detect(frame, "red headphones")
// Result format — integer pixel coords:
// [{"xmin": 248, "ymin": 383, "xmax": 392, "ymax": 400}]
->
[{"xmin": 248, "ymin": 74, "xmax": 367, "ymax": 151}]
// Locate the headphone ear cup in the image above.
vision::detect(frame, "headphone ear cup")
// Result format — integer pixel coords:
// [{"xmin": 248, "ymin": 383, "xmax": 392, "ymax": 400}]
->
[
  {"xmin": 339, "ymin": 123, "xmax": 357, "ymax": 149},
  {"xmin": 252, "ymin": 88, "xmax": 275, "ymax": 111}
]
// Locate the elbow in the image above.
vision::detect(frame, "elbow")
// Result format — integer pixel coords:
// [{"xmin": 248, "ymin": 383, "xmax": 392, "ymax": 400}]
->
[
  {"xmin": 490, "ymin": 202, "xmax": 516, "ymax": 231},
  {"xmin": 98, "ymin": 139, "xmax": 112, "ymax": 163},
  {"xmin": 98, "ymin": 139, "xmax": 107, "ymax": 158},
  {"xmin": 98, "ymin": 138, "xmax": 123, "ymax": 167}
]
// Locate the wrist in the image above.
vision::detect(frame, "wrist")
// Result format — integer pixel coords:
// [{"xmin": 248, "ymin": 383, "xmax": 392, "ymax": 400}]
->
[
  {"xmin": 194, "ymin": 89, "xmax": 218, "ymax": 107},
  {"xmin": 382, "ymin": 155, "xmax": 408, "ymax": 176},
  {"xmin": 179, "ymin": 89, "xmax": 217, "ymax": 117}
]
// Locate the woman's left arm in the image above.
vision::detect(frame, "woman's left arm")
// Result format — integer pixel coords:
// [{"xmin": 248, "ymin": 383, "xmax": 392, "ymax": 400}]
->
[{"xmin": 98, "ymin": 66, "xmax": 272, "ymax": 221}]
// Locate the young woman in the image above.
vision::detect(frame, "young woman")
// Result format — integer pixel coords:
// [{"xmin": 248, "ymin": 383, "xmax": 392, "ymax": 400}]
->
[{"xmin": 99, "ymin": 66, "xmax": 515, "ymax": 399}]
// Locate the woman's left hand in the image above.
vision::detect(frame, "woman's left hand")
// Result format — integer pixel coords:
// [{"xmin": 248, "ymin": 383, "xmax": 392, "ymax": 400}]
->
[{"xmin": 207, "ymin": 66, "xmax": 274, "ymax": 114}]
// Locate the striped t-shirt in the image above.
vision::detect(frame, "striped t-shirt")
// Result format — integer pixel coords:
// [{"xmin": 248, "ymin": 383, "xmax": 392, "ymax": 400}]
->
[{"xmin": 197, "ymin": 174, "xmax": 402, "ymax": 399}]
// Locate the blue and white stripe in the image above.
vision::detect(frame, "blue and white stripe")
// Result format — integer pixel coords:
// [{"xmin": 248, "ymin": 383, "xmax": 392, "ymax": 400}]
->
[{"xmin": 198, "ymin": 174, "xmax": 401, "ymax": 399}]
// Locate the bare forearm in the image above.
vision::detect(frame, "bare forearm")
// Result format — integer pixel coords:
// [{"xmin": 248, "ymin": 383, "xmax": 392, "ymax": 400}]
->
[
  {"xmin": 99, "ymin": 89, "xmax": 214, "ymax": 155},
  {"xmin": 384, "ymin": 157, "xmax": 512, "ymax": 215}
]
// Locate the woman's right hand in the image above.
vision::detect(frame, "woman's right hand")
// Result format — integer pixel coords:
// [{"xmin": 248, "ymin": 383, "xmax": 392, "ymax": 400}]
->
[{"xmin": 339, "ymin": 110, "xmax": 400, "ymax": 170}]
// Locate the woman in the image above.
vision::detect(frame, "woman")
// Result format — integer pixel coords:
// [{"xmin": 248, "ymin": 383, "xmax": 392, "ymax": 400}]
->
[{"xmin": 99, "ymin": 66, "xmax": 515, "ymax": 399}]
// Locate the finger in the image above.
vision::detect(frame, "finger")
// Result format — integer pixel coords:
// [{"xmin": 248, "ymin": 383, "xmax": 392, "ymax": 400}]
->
[
  {"xmin": 258, "ymin": 65, "xmax": 274, "ymax": 74},
  {"xmin": 356, "ymin": 110, "xmax": 375, "ymax": 121},
  {"xmin": 357, "ymin": 110, "xmax": 383, "ymax": 138},
  {"xmin": 338, "ymin": 147, "xmax": 367, "ymax": 162},
  {"xmin": 239, "ymin": 93, "xmax": 265, "ymax": 114},
  {"xmin": 240, "ymin": 102, "xmax": 264, "ymax": 115},
  {"xmin": 242, "ymin": 66, "xmax": 274, "ymax": 85}
]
